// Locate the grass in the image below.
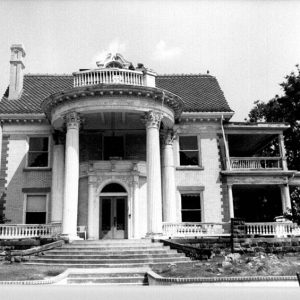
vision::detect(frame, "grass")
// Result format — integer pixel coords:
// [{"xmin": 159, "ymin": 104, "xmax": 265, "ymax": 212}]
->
[
  {"xmin": 0, "ymin": 263, "xmax": 66, "ymax": 281},
  {"xmin": 153, "ymin": 253, "xmax": 300, "ymax": 278}
]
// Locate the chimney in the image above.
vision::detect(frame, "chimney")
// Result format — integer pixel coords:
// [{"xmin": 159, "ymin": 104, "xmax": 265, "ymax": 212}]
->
[{"xmin": 8, "ymin": 44, "xmax": 26, "ymax": 100}]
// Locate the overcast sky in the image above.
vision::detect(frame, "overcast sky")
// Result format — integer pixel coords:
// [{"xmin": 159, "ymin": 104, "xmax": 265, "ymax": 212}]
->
[{"xmin": 0, "ymin": 0, "xmax": 300, "ymax": 121}]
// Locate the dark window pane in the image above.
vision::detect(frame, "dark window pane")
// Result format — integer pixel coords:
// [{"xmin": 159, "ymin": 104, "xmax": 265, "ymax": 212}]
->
[
  {"xmin": 116, "ymin": 198, "xmax": 125, "ymax": 230},
  {"xmin": 29, "ymin": 137, "xmax": 48, "ymax": 151},
  {"xmin": 179, "ymin": 136, "xmax": 198, "ymax": 150},
  {"xmin": 104, "ymin": 136, "xmax": 124, "ymax": 160},
  {"xmin": 80, "ymin": 133, "xmax": 102, "ymax": 162},
  {"xmin": 180, "ymin": 151, "xmax": 199, "ymax": 165},
  {"xmin": 181, "ymin": 211, "xmax": 201, "ymax": 222},
  {"xmin": 102, "ymin": 199, "xmax": 111, "ymax": 231},
  {"xmin": 181, "ymin": 194, "xmax": 201, "ymax": 209},
  {"xmin": 26, "ymin": 212, "xmax": 46, "ymax": 224},
  {"xmin": 28, "ymin": 153, "xmax": 48, "ymax": 167}
]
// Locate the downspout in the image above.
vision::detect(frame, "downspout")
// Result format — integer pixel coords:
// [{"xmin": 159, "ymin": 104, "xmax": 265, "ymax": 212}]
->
[{"xmin": 221, "ymin": 115, "xmax": 231, "ymax": 170}]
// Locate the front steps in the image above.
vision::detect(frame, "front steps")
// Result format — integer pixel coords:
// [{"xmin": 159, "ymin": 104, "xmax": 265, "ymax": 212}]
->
[{"xmin": 26, "ymin": 240, "xmax": 192, "ymax": 268}]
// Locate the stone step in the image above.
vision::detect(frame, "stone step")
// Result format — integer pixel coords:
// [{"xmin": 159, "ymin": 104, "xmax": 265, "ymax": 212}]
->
[
  {"xmin": 68, "ymin": 272, "xmax": 145, "ymax": 278},
  {"xmin": 25, "ymin": 260, "xmax": 193, "ymax": 268},
  {"xmin": 46, "ymin": 249, "xmax": 177, "ymax": 255},
  {"xmin": 30, "ymin": 257, "xmax": 190, "ymax": 264},
  {"xmin": 61, "ymin": 244, "xmax": 167, "ymax": 249},
  {"xmin": 41, "ymin": 253, "xmax": 185, "ymax": 259},
  {"xmin": 70, "ymin": 240, "xmax": 153, "ymax": 244},
  {"xmin": 67, "ymin": 276, "xmax": 147, "ymax": 284}
]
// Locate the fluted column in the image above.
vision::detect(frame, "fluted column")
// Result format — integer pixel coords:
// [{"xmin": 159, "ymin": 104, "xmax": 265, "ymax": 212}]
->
[
  {"xmin": 62, "ymin": 112, "xmax": 80, "ymax": 239},
  {"xmin": 228, "ymin": 184, "xmax": 234, "ymax": 219},
  {"xmin": 50, "ymin": 134, "xmax": 64, "ymax": 223},
  {"xmin": 144, "ymin": 111, "xmax": 163, "ymax": 236},
  {"xmin": 162, "ymin": 129, "xmax": 177, "ymax": 222},
  {"xmin": 87, "ymin": 178, "xmax": 97, "ymax": 240}
]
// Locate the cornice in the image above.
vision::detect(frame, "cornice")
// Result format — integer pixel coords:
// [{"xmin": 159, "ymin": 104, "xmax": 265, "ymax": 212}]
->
[{"xmin": 42, "ymin": 84, "xmax": 183, "ymax": 120}]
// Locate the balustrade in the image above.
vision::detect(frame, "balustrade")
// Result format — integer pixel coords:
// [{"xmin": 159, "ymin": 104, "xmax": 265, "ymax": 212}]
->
[
  {"xmin": 230, "ymin": 157, "xmax": 282, "ymax": 170},
  {"xmin": 73, "ymin": 68, "xmax": 144, "ymax": 87},
  {"xmin": 0, "ymin": 224, "xmax": 62, "ymax": 239},
  {"xmin": 162, "ymin": 222, "xmax": 229, "ymax": 237},
  {"xmin": 245, "ymin": 222, "xmax": 300, "ymax": 237}
]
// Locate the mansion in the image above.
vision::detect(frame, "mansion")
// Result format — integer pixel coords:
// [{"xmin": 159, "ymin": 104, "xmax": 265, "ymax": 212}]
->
[{"xmin": 0, "ymin": 44, "xmax": 299, "ymax": 241}]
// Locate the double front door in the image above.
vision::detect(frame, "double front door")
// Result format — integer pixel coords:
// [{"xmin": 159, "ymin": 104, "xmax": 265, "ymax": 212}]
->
[{"xmin": 100, "ymin": 197, "xmax": 127, "ymax": 239}]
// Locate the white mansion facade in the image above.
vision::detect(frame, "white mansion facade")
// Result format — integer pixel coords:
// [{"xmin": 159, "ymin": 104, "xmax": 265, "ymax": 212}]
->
[{"xmin": 0, "ymin": 44, "xmax": 299, "ymax": 240}]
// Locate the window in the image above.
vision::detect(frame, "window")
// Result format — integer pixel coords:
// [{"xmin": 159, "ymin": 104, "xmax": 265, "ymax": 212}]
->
[
  {"xmin": 179, "ymin": 136, "xmax": 199, "ymax": 166},
  {"xmin": 25, "ymin": 194, "xmax": 47, "ymax": 224},
  {"xmin": 27, "ymin": 137, "xmax": 49, "ymax": 167},
  {"xmin": 181, "ymin": 193, "xmax": 201, "ymax": 222}
]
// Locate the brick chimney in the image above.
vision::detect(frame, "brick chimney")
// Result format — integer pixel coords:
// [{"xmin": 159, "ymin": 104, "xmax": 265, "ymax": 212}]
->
[{"xmin": 8, "ymin": 44, "xmax": 26, "ymax": 100}]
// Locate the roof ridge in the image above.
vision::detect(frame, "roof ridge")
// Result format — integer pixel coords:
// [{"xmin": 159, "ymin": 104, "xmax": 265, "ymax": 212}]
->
[
  {"xmin": 157, "ymin": 73, "xmax": 215, "ymax": 78},
  {"xmin": 25, "ymin": 73, "xmax": 72, "ymax": 77}
]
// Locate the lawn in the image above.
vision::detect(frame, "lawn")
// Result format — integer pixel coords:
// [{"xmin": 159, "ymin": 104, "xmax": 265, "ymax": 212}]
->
[
  {"xmin": 0, "ymin": 263, "xmax": 66, "ymax": 281},
  {"xmin": 154, "ymin": 253, "xmax": 300, "ymax": 278}
]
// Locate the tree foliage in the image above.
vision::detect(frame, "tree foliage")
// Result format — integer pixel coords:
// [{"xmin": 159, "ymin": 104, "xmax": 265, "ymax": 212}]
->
[{"xmin": 248, "ymin": 65, "xmax": 300, "ymax": 171}]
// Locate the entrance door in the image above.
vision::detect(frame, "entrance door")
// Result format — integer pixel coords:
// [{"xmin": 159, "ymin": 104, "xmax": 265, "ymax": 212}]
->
[{"xmin": 100, "ymin": 197, "xmax": 127, "ymax": 239}]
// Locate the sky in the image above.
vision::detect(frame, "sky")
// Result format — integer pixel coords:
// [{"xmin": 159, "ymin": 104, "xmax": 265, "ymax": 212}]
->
[{"xmin": 0, "ymin": 0, "xmax": 300, "ymax": 121}]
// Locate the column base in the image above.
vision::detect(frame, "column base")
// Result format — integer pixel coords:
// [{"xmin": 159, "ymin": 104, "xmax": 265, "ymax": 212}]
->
[
  {"xmin": 60, "ymin": 234, "xmax": 83, "ymax": 243},
  {"xmin": 145, "ymin": 232, "xmax": 163, "ymax": 239}
]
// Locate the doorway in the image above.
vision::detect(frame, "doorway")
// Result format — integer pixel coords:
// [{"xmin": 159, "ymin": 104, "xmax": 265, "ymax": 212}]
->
[
  {"xmin": 99, "ymin": 183, "xmax": 128, "ymax": 239},
  {"xmin": 100, "ymin": 197, "xmax": 127, "ymax": 239}
]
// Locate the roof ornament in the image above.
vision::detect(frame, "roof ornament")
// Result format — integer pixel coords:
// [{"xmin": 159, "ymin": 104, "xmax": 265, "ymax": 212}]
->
[{"xmin": 96, "ymin": 53, "xmax": 134, "ymax": 70}]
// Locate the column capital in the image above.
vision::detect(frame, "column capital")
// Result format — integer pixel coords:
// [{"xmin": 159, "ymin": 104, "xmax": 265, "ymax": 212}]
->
[
  {"xmin": 65, "ymin": 111, "xmax": 81, "ymax": 130},
  {"xmin": 161, "ymin": 129, "xmax": 177, "ymax": 146},
  {"xmin": 143, "ymin": 111, "xmax": 162, "ymax": 129}
]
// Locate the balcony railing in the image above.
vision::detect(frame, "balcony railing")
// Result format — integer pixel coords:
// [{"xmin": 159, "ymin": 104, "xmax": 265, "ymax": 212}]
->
[
  {"xmin": 230, "ymin": 157, "xmax": 282, "ymax": 170},
  {"xmin": 73, "ymin": 68, "xmax": 144, "ymax": 87},
  {"xmin": 245, "ymin": 222, "xmax": 300, "ymax": 237},
  {"xmin": 0, "ymin": 224, "xmax": 62, "ymax": 239},
  {"xmin": 162, "ymin": 222, "xmax": 230, "ymax": 237}
]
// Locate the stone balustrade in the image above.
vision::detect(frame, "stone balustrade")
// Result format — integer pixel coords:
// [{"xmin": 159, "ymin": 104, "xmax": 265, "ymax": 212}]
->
[
  {"xmin": 230, "ymin": 157, "xmax": 282, "ymax": 170},
  {"xmin": 162, "ymin": 222, "xmax": 229, "ymax": 237},
  {"xmin": 245, "ymin": 222, "xmax": 300, "ymax": 237},
  {"xmin": 0, "ymin": 224, "xmax": 62, "ymax": 239},
  {"xmin": 73, "ymin": 68, "xmax": 144, "ymax": 87}
]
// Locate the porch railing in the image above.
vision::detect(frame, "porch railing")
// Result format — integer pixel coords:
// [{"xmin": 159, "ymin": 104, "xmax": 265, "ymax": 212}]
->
[
  {"xmin": 230, "ymin": 157, "xmax": 282, "ymax": 170},
  {"xmin": 0, "ymin": 224, "xmax": 62, "ymax": 239},
  {"xmin": 73, "ymin": 68, "xmax": 144, "ymax": 87},
  {"xmin": 162, "ymin": 222, "xmax": 230, "ymax": 237},
  {"xmin": 245, "ymin": 222, "xmax": 300, "ymax": 237}
]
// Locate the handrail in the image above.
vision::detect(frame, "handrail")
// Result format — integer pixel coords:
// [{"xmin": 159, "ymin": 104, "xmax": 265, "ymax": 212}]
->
[{"xmin": 245, "ymin": 222, "xmax": 300, "ymax": 237}]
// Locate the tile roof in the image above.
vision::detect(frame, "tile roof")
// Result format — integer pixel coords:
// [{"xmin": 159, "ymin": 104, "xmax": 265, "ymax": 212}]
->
[{"xmin": 0, "ymin": 74, "xmax": 233, "ymax": 115}]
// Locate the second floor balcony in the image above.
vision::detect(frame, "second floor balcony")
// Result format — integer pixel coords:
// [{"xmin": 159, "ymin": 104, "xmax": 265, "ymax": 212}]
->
[{"xmin": 223, "ymin": 122, "xmax": 290, "ymax": 172}]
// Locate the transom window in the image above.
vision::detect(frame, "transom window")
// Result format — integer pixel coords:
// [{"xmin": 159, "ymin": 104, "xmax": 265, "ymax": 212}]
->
[
  {"xmin": 27, "ymin": 137, "xmax": 49, "ymax": 167},
  {"xmin": 25, "ymin": 194, "xmax": 47, "ymax": 224},
  {"xmin": 179, "ymin": 136, "xmax": 199, "ymax": 166},
  {"xmin": 181, "ymin": 193, "xmax": 201, "ymax": 222}
]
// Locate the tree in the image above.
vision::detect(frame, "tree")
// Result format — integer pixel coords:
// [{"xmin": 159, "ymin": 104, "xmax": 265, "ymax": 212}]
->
[
  {"xmin": 248, "ymin": 65, "xmax": 300, "ymax": 171},
  {"xmin": 248, "ymin": 65, "xmax": 300, "ymax": 224}
]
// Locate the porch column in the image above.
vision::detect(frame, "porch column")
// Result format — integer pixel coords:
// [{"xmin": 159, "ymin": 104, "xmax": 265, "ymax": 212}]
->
[
  {"xmin": 279, "ymin": 134, "xmax": 288, "ymax": 170},
  {"xmin": 132, "ymin": 175, "xmax": 139, "ymax": 238},
  {"xmin": 87, "ymin": 178, "xmax": 97, "ymax": 240},
  {"xmin": 62, "ymin": 112, "xmax": 80, "ymax": 240},
  {"xmin": 228, "ymin": 184, "xmax": 234, "ymax": 219},
  {"xmin": 50, "ymin": 141, "xmax": 64, "ymax": 223},
  {"xmin": 162, "ymin": 129, "xmax": 177, "ymax": 222},
  {"xmin": 144, "ymin": 111, "xmax": 163, "ymax": 236},
  {"xmin": 280, "ymin": 184, "xmax": 292, "ymax": 212}
]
